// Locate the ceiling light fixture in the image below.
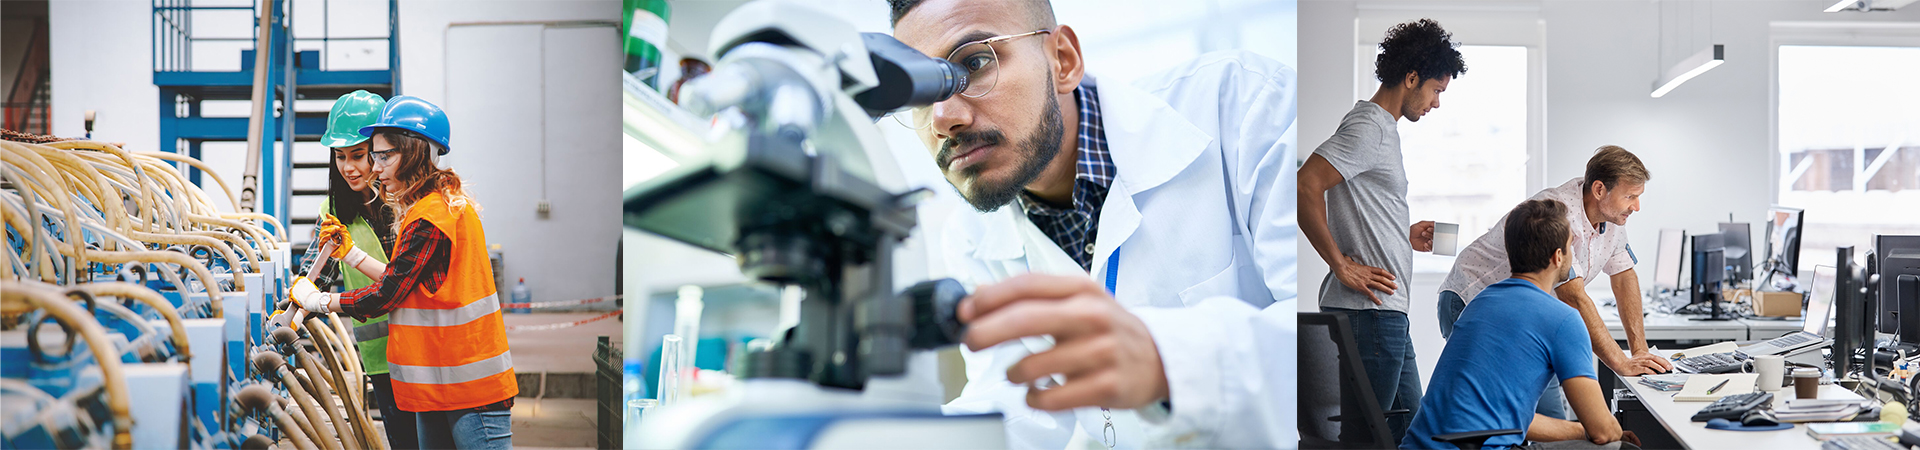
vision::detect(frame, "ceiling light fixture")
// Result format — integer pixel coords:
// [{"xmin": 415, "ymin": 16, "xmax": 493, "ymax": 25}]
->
[{"xmin": 1651, "ymin": 44, "xmax": 1724, "ymax": 98}]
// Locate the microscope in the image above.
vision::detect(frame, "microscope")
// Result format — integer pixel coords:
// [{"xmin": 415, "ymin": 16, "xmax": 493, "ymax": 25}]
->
[{"xmin": 622, "ymin": 1, "xmax": 1005, "ymax": 448}]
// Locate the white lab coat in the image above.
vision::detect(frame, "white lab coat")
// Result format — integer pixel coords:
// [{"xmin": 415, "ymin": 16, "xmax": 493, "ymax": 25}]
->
[{"xmin": 938, "ymin": 51, "xmax": 1300, "ymax": 449}]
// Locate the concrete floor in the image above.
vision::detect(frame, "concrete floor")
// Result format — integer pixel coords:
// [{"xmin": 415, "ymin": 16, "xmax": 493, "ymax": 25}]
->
[
  {"xmin": 511, "ymin": 398, "xmax": 600, "ymax": 449},
  {"xmin": 504, "ymin": 312, "xmax": 623, "ymax": 448}
]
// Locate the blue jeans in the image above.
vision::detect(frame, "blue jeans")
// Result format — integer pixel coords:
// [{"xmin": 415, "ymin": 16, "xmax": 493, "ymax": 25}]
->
[
  {"xmin": 415, "ymin": 407, "xmax": 513, "ymax": 449},
  {"xmin": 1321, "ymin": 307, "xmax": 1421, "ymax": 446},
  {"xmin": 369, "ymin": 374, "xmax": 419, "ymax": 450},
  {"xmin": 1439, "ymin": 290, "xmax": 1573, "ymax": 420}
]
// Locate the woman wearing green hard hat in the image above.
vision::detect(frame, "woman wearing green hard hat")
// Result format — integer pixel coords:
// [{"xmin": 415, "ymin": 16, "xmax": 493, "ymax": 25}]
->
[{"xmin": 303, "ymin": 89, "xmax": 418, "ymax": 449}]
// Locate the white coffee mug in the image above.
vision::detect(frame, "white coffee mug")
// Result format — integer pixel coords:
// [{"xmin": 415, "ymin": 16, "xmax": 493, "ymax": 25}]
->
[{"xmin": 1755, "ymin": 355, "xmax": 1786, "ymax": 392}]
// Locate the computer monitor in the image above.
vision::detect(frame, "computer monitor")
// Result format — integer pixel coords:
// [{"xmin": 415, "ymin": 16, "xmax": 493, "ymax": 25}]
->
[
  {"xmin": 1807, "ymin": 265, "xmax": 1837, "ymax": 337},
  {"xmin": 1719, "ymin": 222, "xmax": 1753, "ymax": 283},
  {"xmin": 1835, "ymin": 246, "xmax": 1873, "ymax": 379},
  {"xmin": 1764, "ymin": 206, "xmax": 1805, "ymax": 283},
  {"xmin": 1690, "ymin": 233, "xmax": 1733, "ymax": 320},
  {"xmin": 1654, "ymin": 229, "xmax": 1687, "ymax": 291},
  {"xmin": 1876, "ymin": 235, "xmax": 1920, "ymax": 345}
]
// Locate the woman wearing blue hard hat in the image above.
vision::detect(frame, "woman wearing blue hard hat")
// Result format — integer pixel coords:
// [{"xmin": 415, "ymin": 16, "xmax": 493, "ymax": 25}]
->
[
  {"xmin": 304, "ymin": 89, "xmax": 419, "ymax": 450},
  {"xmin": 288, "ymin": 95, "xmax": 517, "ymax": 450}
]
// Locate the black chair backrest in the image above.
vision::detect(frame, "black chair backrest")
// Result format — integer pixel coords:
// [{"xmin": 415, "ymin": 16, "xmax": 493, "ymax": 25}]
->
[{"xmin": 1299, "ymin": 312, "xmax": 1395, "ymax": 449}]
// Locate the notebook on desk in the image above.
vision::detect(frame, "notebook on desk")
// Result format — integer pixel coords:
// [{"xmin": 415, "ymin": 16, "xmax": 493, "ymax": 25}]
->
[{"xmin": 1675, "ymin": 373, "xmax": 1757, "ymax": 402}]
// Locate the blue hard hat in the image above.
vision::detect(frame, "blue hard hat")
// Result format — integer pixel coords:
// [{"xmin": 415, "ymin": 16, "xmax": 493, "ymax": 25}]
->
[{"xmin": 359, "ymin": 95, "xmax": 451, "ymax": 155}]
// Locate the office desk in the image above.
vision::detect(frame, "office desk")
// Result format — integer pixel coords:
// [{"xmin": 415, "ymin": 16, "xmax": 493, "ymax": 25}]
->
[
  {"xmin": 1600, "ymin": 303, "xmax": 1747, "ymax": 343},
  {"xmin": 1590, "ymin": 290, "xmax": 1812, "ymax": 343},
  {"xmin": 1744, "ymin": 316, "xmax": 1809, "ymax": 340},
  {"xmin": 1620, "ymin": 375, "xmax": 1866, "ymax": 449}
]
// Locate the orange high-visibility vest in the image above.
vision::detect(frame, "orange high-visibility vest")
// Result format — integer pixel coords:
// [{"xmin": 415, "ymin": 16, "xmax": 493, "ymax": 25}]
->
[{"xmin": 385, "ymin": 192, "xmax": 517, "ymax": 412}]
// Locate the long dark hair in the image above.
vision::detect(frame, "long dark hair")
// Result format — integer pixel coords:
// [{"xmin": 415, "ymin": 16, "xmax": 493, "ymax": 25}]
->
[{"xmin": 329, "ymin": 145, "xmax": 397, "ymax": 250}]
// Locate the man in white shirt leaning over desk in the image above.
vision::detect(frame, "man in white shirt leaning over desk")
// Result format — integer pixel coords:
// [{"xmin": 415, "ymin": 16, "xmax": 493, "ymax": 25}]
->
[{"xmin": 1437, "ymin": 145, "xmax": 1676, "ymax": 420}]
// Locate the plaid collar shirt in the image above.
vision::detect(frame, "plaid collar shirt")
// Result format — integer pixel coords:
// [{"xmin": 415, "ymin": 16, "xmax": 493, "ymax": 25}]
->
[{"xmin": 1020, "ymin": 83, "xmax": 1113, "ymax": 272}]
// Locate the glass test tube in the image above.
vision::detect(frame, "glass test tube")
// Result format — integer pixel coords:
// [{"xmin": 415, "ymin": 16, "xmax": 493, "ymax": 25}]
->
[
  {"xmin": 674, "ymin": 286, "xmax": 704, "ymax": 376},
  {"xmin": 658, "ymin": 334, "xmax": 683, "ymax": 406}
]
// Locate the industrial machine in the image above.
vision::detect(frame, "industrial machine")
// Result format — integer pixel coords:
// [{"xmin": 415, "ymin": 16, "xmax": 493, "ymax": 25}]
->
[
  {"xmin": 621, "ymin": 1, "xmax": 1005, "ymax": 448},
  {"xmin": 3, "ymin": 134, "xmax": 390, "ymax": 449}
]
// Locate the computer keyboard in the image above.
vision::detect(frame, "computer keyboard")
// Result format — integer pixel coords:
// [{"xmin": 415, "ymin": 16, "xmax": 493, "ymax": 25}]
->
[
  {"xmin": 1821, "ymin": 436, "xmax": 1910, "ymax": 450},
  {"xmin": 1676, "ymin": 351, "xmax": 1747, "ymax": 374},
  {"xmin": 1774, "ymin": 333, "xmax": 1817, "ymax": 347},
  {"xmin": 1691, "ymin": 392, "xmax": 1773, "ymax": 422}
]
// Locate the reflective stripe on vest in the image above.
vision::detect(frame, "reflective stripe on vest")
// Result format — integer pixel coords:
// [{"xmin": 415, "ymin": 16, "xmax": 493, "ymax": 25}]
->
[
  {"xmin": 354, "ymin": 321, "xmax": 389, "ymax": 342},
  {"xmin": 389, "ymin": 352, "xmax": 514, "ymax": 385},
  {"xmin": 390, "ymin": 294, "xmax": 501, "ymax": 328}
]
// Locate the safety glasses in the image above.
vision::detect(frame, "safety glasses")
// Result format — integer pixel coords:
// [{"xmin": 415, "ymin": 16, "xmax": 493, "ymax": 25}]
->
[
  {"xmin": 369, "ymin": 149, "xmax": 400, "ymax": 168},
  {"xmin": 893, "ymin": 29, "xmax": 1053, "ymax": 130}
]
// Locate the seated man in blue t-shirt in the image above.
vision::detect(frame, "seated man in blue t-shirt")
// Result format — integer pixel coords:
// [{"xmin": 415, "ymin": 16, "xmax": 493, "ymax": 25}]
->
[{"xmin": 1403, "ymin": 199, "xmax": 1636, "ymax": 449}]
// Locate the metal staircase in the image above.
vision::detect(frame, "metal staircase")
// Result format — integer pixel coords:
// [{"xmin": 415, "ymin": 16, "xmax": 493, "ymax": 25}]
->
[
  {"xmin": 4, "ymin": 19, "xmax": 50, "ymax": 135},
  {"xmin": 152, "ymin": 0, "xmax": 398, "ymax": 254}
]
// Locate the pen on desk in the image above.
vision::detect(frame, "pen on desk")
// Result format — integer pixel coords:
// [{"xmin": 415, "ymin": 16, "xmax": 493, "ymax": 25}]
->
[{"xmin": 1705, "ymin": 378, "xmax": 1731, "ymax": 395}]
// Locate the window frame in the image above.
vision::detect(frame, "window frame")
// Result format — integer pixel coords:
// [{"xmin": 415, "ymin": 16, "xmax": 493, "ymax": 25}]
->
[{"xmin": 1768, "ymin": 22, "xmax": 1920, "ymax": 274}]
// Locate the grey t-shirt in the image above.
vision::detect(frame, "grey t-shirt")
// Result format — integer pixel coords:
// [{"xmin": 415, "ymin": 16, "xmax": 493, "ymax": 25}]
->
[{"xmin": 1312, "ymin": 100, "xmax": 1411, "ymax": 312}]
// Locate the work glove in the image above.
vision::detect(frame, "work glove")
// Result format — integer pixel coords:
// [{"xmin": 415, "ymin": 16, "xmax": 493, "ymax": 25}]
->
[
  {"xmin": 315, "ymin": 213, "xmax": 354, "ymax": 259},
  {"xmin": 267, "ymin": 308, "xmax": 298, "ymax": 331},
  {"xmin": 287, "ymin": 276, "xmax": 334, "ymax": 314}
]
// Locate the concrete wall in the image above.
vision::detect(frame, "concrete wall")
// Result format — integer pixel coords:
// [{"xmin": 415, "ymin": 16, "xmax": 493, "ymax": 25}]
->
[
  {"xmin": 1299, "ymin": 0, "xmax": 1920, "ymax": 382},
  {"xmin": 400, "ymin": 0, "xmax": 622, "ymax": 304},
  {"xmin": 49, "ymin": 1, "xmax": 157, "ymax": 147}
]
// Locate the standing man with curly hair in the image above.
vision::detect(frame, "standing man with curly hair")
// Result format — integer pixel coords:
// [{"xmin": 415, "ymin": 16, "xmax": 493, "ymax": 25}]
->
[{"xmin": 1300, "ymin": 18, "xmax": 1466, "ymax": 445}]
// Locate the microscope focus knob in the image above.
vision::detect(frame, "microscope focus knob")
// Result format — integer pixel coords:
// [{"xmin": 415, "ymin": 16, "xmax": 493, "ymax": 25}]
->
[{"xmin": 906, "ymin": 278, "xmax": 969, "ymax": 350}]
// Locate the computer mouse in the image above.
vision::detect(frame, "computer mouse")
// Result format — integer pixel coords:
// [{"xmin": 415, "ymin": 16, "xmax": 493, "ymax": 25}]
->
[{"xmin": 1740, "ymin": 410, "xmax": 1780, "ymax": 427}]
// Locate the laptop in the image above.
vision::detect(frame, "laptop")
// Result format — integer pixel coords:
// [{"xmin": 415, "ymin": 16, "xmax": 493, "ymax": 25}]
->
[{"xmin": 1735, "ymin": 265, "xmax": 1837, "ymax": 358}]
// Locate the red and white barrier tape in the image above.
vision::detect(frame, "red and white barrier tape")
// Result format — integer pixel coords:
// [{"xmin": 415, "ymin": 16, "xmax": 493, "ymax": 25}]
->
[
  {"xmin": 501, "ymin": 294, "xmax": 621, "ymax": 309},
  {"xmin": 505, "ymin": 310, "xmax": 622, "ymax": 333}
]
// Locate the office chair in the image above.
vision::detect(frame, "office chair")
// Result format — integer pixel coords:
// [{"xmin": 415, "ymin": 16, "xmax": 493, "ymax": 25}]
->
[
  {"xmin": 1299, "ymin": 312, "xmax": 1412, "ymax": 449},
  {"xmin": 1432, "ymin": 429, "xmax": 1524, "ymax": 450}
]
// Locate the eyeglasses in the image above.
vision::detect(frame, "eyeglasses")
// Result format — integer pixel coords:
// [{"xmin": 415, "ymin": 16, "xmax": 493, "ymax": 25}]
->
[{"xmin": 893, "ymin": 29, "xmax": 1053, "ymax": 130}]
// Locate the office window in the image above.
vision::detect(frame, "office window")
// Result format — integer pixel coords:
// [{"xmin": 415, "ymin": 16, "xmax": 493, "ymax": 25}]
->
[
  {"xmin": 1777, "ymin": 45, "xmax": 1920, "ymax": 272},
  {"xmin": 1369, "ymin": 45, "xmax": 1530, "ymax": 273}
]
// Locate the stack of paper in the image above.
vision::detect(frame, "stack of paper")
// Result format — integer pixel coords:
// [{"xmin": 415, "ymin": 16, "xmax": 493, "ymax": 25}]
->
[
  {"xmin": 1675, "ymin": 373, "xmax": 1758, "ymax": 402},
  {"xmin": 1777, "ymin": 399, "xmax": 1869, "ymax": 423},
  {"xmin": 1776, "ymin": 404, "xmax": 1862, "ymax": 423},
  {"xmin": 1639, "ymin": 374, "xmax": 1690, "ymax": 392}
]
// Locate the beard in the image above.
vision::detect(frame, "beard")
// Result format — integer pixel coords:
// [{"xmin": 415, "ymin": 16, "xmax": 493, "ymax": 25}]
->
[{"xmin": 938, "ymin": 85, "xmax": 1066, "ymax": 213}]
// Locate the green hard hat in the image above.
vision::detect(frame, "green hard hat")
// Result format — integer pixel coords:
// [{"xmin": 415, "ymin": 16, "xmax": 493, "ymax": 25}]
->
[{"xmin": 321, "ymin": 90, "xmax": 387, "ymax": 148}]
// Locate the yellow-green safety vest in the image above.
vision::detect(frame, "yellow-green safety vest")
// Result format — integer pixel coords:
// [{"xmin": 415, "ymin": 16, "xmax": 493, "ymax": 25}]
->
[{"xmin": 323, "ymin": 198, "xmax": 394, "ymax": 375}]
